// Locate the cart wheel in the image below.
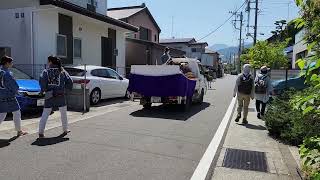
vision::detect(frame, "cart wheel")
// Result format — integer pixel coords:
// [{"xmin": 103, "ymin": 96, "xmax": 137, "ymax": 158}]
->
[
  {"xmin": 143, "ymin": 103, "xmax": 152, "ymax": 109},
  {"xmin": 181, "ymin": 97, "xmax": 191, "ymax": 112}
]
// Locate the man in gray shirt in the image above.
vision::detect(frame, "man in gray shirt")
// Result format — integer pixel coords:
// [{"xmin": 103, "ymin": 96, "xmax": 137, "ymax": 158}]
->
[{"xmin": 160, "ymin": 47, "xmax": 171, "ymax": 65}]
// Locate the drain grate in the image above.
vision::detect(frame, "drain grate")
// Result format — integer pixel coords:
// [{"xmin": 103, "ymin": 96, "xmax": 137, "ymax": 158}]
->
[{"xmin": 222, "ymin": 148, "xmax": 268, "ymax": 172}]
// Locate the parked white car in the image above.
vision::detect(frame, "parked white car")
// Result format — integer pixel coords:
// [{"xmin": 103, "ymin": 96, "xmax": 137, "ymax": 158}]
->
[{"xmin": 65, "ymin": 65, "xmax": 129, "ymax": 105}]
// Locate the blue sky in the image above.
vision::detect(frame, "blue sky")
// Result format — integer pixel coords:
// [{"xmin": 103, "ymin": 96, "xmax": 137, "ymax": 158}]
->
[{"xmin": 109, "ymin": 0, "xmax": 300, "ymax": 48}]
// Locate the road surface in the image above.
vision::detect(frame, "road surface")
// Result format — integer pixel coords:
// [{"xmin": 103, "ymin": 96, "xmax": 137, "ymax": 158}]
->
[{"xmin": 0, "ymin": 75, "xmax": 236, "ymax": 180}]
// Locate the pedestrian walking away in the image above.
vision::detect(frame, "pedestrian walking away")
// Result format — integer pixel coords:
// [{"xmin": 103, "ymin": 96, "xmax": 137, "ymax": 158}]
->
[
  {"xmin": 0, "ymin": 56, "xmax": 28, "ymax": 136},
  {"xmin": 254, "ymin": 66, "xmax": 273, "ymax": 119},
  {"xmin": 233, "ymin": 64, "xmax": 254, "ymax": 124},
  {"xmin": 160, "ymin": 47, "xmax": 171, "ymax": 65},
  {"xmin": 38, "ymin": 56, "xmax": 73, "ymax": 138}
]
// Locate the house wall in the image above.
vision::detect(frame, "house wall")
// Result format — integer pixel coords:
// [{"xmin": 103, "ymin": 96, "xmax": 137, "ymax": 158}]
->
[
  {"xmin": 0, "ymin": 8, "xmax": 33, "ymax": 66},
  {"xmin": 189, "ymin": 44, "xmax": 206, "ymax": 60},
  {"xmin": 292, "ymin": 29, "xmax": 307, "ymax": 69},
  {"xmin": 116, "ymin": 30, "xmax": 126, "ymax": 76},
  {"xmin": 201, "ymin": 53, "xmax": 219, "ymax": 70},
  {"xmin": 161, "ymin": 43, "xmax": 191, "ymax": 57},
  {"xmin": 127, "ymin": 10, "xmax": 159, "ymax": 43},
  {"xmin": 66, "ymin": 0, "xmax": 107, "ymax": 15},
  {"xmin": 33, "ymin": 10, "xmax": 58, "ymax": 66},
  {"xmin": 201, "ymin": 54, "xmax": 214, "ymax": 66},
  {"xmin": 0, "ymin": 0, "xmax": 38, "ymax": 9},
  {"xmin": 293, "ymin": 41, "xmax": 307, "ymax": 69},
  {"xmin": 125, "ymin": 39, "xmax": 186, "ymax": 74},
  {"xmin": 72, "ymin": 15, "xmax": 109, "ymax": 66}
]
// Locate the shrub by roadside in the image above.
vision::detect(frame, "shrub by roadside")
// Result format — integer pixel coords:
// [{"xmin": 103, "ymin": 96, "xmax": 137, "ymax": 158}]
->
[
  {"xmin": 299, "ymin": 136, "xmax": 320, "ymax": 180},
  {"xmin": 265, "ymin": 89, "xmax": 320, "ymax": 145},
  {"xmin": 264, "ymin": 90, "xmax": 305, "ymax": 145},
  {"xmin": 264, "ymin": 88, "xmax": 320, "ymax": 179}
]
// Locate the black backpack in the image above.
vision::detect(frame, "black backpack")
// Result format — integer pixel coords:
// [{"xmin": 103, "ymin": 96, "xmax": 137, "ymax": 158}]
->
[
  {"xmin": 255, "ymin": 75, "xmax": 267, "ymax": 94},
  {"xmin": 238, "ymin": 74, "xmax": 253, "ymax": 95}
]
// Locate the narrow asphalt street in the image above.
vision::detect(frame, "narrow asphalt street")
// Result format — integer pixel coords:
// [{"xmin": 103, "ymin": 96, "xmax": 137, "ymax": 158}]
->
[{"xmin": 0, "ymin": 75, "xmax": 236, "ymax": 180}]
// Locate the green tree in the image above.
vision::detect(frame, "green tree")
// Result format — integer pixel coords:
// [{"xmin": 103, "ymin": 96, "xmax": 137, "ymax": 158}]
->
[
  {"xmin": 293, "ymin": 1, "xmax": 320, "ymax": 179},
  {"xmin": 293, "ymin": 0, "xmax": 320, "ymax": 115},
  {"xmin": 240, "ymin": 40, "xmax": 288, "ymax": 69}
]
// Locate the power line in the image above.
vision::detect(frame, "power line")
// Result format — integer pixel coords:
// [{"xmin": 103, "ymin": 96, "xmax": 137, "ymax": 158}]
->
[{"xmin": 197, "ymin": 0, "xmax": 248, "ymax": 41}]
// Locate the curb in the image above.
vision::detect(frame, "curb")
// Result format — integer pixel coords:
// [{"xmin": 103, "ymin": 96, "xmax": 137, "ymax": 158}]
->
[
  {"xmin": 279, "ymin": 143, "xmax": 303, "ymax": 180},
  {"xmin": 190, "ymin": 97, "xmax": 237, "ymax": 180}
]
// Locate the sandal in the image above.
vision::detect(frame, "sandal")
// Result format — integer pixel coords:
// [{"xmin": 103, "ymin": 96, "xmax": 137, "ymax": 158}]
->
[{"xmin": 17, "ymin": 131, "xmax": 28, "ymax": 137}]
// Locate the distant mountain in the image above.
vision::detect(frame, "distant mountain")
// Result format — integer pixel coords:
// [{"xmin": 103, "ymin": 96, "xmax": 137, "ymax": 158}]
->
[
  {"xmin": 209, "ymin": 43, "xmax": 253, "ymax": 62},
  {"xmin": 209, "ymin": 44, "xmax": 229, "ymax": 51}
]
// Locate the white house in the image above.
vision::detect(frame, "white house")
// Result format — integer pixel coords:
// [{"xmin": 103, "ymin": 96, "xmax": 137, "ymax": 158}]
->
[
  {"xmin": 0, "ymin": 0, "xmax": 138, "ymax": 77},
  {"xmin": 159, "ymin": 38, "xmax": 208, "ymax": 60},
  {"xmin": 201, "ymin": 48, "xmax": 219, "ymax": 69},
  {"xmin": 292, "ymin": 28, "xmax": 308, "ymax": 69}
]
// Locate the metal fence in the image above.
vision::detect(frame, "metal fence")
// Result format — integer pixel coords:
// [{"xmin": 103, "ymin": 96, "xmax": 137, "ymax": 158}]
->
[{"xmin": 268, "ymin": 69, "xmax": 301, "ymax": 81}]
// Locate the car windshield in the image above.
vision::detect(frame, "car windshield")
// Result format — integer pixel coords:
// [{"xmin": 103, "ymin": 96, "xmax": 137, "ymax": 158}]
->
[
  {"xmin": 64, "ymin": 67, "xmax": 86, "ymax": 77},
  {"xmin": 9, "ymin": 68, "xmax": 32, "ymax": 79}
]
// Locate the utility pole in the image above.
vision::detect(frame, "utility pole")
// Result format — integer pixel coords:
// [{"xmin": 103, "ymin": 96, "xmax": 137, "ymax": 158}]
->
[
  {"xmin": 246, "ymin": 0, "xmax": 251, "ymax": 35},
  {"xmin": 231, "ymin": 11, "xmax": 244, "ymax": 73},
  {"xmin": 253, "ymin": 0, "xmax": 258, "ymax": 45}
]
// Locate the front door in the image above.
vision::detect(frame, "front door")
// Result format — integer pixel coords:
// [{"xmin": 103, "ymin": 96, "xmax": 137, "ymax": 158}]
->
[
  {"xmin": 58, "ymin": 14, "xmax": 73, "ymax": 65},
  {"xmin": 101, "ymin": 37, "xmax": 112, "ymax": 68},
  {"xmin": 108, "ymin": 29, "xmax": 116, "ymax": 70}
]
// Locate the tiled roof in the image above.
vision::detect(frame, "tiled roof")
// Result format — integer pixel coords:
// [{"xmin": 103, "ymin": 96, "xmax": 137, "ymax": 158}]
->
[
  {"xmin": 205, "ymin": 48, "xmax": 217, "ymax": 54},
  {"xmin": 107, "ymin": 3, "xmax": 161, "ymax": 32},
  {"xmin": 159, "ymin": 38, "xmax": 195, "ymax": 44},
  {"xmin": 190, "ymin": 42, "xmax": 208, "ymax": 45},
  {"xmin": 108, "ymin": 7, "xmax": 145, "ymax": 20}
]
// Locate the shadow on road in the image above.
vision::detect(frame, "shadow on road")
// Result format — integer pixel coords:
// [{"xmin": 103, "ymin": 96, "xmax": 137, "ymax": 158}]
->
[
  {"xmin": 0, "ymin": 136, "xmax": 19, "ymax": 148},
  {"xmin": 31, "ymin": 134, "xmax": 70, "ymax": 146},
  {"xmin": 237, "ymin": 123, "xmax": 267, "ymax": 130},
  {"xmin": 130, "ymin": 102, "xmax": 211, "ymax": 121},
  {"xmin": 92, "ymin": 97, "xmax": 129, "ymax": 108}
]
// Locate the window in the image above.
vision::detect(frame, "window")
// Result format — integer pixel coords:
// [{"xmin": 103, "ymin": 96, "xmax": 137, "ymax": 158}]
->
[
  {"xmin": 106, "ymin": 69, "xmax": 120, "ymax": 79},
  {"xmin": 73, "ymin": 38, "xmax": 82, "ymax": 59},
  {"xmin": 125, "ymin": 32, "xmax": 135, "ymax": 38},
  {"xmin": 57, "ymin": 34, "xmax": 67, "ymax": 57},
  {"xmin": 91, "ymin": 69, "xmax": 107, "ymax": 78},
  {"xmin": 9, "ymin": 68, "xmax": 31, "ymax": 79},
  {"xmin": 64, "ymin": 67, "xmax": 86, "ymax": 77},
  {"xmin": 154, "ymin": 34, "xmax": 157, "ymax": 42},
  {"xmin": 140, "ymin": 27, "xmax": 151, "ymax": 41},
  {"xmin": 191, "ymin": 48, "xmax": 197, "ymax": 52}
]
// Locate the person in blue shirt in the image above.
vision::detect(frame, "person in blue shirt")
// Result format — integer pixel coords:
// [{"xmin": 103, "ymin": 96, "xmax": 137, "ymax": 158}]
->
[
  {"xmin": 0, "ymin": 56, "xmax": 28, "ymax": 136},
  {"xmin": 38, "ymin": 56, "xmax": 73, "ymax": 138}
]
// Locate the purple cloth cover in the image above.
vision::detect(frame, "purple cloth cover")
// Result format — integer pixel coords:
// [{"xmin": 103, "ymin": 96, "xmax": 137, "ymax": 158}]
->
[{"xmin": 128, "ymin": 74, "xmax": 196, "ymax": 97}]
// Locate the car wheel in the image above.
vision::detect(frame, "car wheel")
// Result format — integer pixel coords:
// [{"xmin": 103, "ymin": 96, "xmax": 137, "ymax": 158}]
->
[{"xmin": 90, "ymin": 89, "xmax": 101, "ymax": 105}]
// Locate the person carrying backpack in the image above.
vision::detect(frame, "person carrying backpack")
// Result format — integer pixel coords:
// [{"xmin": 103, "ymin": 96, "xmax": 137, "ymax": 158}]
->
[
  {"xmin": 233, "ymin": 64, "xmax": 254, "ymax": 124},
  {"xmin": 254, "ymin": 66, "xmax": 272, "ymax": 119}
]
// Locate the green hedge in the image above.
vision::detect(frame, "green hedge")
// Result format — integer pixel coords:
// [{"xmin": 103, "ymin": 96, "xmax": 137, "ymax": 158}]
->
[
  {"xmin": 264, "ymin": 89, "xmax": 320, "ymax": 146},
  {"xmin": 299, "ymin": 136, "xmax": 320, "ymax": 180}
]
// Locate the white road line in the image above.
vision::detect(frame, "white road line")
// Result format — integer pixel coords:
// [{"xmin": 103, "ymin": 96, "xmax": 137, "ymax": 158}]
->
[{"xmin": 190, "ymin": 97, "xmax": 236, "ymax": 180}]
